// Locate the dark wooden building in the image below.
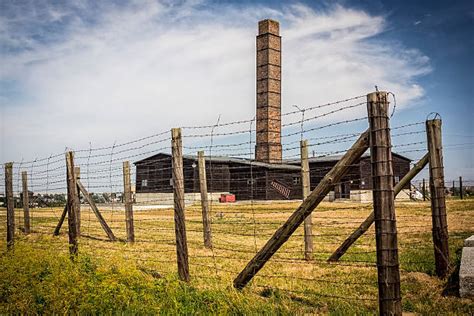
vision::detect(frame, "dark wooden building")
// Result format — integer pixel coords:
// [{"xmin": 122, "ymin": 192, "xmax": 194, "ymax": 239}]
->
[
  {"xmin": 134, "ymin": 153, "xmax": 302, "ymax": 200},
  {"xmin": 134, "ymin": 152, "xmax": 411, "ymax": 201},
  {"xmin": 287, "ymin": 152, "xmax": 412, "ymax": 199}
]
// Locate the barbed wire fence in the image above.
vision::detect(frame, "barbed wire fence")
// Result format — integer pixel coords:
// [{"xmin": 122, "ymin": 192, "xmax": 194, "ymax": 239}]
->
[{"xmin": 0, "ymin": 91, "xmax": 473, "ymax": 313}]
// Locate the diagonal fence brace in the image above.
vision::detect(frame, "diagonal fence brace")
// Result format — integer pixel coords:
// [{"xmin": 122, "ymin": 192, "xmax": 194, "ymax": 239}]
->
[
  {"xmin": 233, "ymin": 129, "xmax": 370, "ymax": 290},
  {"xmin": 327, "ymin": 152, "xmax": 429, "ymax": 262},
  {"xmin": 53, "ymin": 205, "xmax": 68, "ymax": 236},
  {"xmin": 54, "ymin": 181, "xmax": 117, "ymax": 242},
  {"xmin": 76, "ymin": 180, "xmax": 117, "ymax": 241}
]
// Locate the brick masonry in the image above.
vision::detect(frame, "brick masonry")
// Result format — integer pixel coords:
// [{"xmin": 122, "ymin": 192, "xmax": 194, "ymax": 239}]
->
[{"xmin": 256, "ymin": 19, "xmax": 282, "ymax": 163}]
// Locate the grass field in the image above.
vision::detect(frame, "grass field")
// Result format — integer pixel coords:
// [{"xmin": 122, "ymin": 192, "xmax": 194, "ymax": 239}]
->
[{"xmin": 0, "ymin": 199, "xmax": 473, "ymax": 314}]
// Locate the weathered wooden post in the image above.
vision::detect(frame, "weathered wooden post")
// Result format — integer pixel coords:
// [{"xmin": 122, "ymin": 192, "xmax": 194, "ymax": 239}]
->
[
  {"xmin": 422, "ymin": 178, "xmax": 426, "ymax": 201},
  {"xmin": 426, "ymin": 118, "xmax": 450, "ymax": 278},
  {"xmin": 21, "ymin": 171, "xmax": 31, "ymax": 234},
  {"xmin": 5, "ymin": 163, "xmax": 14, "ymax": 249},
  {"xmin": 452, "ymin": 180, "xmax": 455, "ymax": 197},
  {"xmin": 65, "ymin": 152, "xmax": 79, "ymax": 255},
  {"xmin": 198, "ymin": 151, "xmax": 212, "ymax": 249},
  {"xmin": 74, "ymin": 166, "xmax": 81, "ymax": 236},
  {"xmin": 367, "ymin": 91, "xmax": 401, "ymax": 315},
  {"xmin": 171, "ymin": 128, "xmax": 190, "ymax": 282},
  {"xmin": 459, "ymin": 176, "xmax": 463, "ymax": 200},
  {"xmin": 301, "ymin": 140, "xmax": 313, "ymax": 260},
  {"xmin": 123, "ymin": 161, "xmax": 135, "ymax": 242}
]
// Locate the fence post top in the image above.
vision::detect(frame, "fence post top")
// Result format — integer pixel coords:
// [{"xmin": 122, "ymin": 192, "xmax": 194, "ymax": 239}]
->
[
  {"xmin": 171, "ymin": 128, "xmax": 182, "ymax": 138},
  {"xmin": 426, "ymin": 116, "xmax": 442, "ymax": 129},
  {"xmin": 367, "ymin": 91, "xmax": 388, "ymax": 100},
  {"xmin": 426, "ymin": 112, "xmax": 441, "ymax": 121},
  {"xmin": 426, "ymin": 119, "xmax": 442, "ymax": 130},
  {"xmin": 4, "ymin": 162, "xmax": 13, "ymax": 168}
]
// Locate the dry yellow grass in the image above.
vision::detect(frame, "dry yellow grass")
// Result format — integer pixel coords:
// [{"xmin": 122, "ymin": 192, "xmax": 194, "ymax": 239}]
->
[{"xmin": 0, "ymin": 198, "xmax": 473, "ymax": 313}]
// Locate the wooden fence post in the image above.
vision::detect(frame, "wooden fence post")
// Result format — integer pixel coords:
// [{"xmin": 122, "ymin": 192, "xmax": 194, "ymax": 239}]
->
[
  {"xmin": 233, "ymin": 129, "xmax": 370, "ymax": 290},
  {"xmin": 422, "ymin": 178, "xmax": 426, "ymax": 201},
  {"xmin": 459, "ymin": 176, "xmax": 463, "ymax": 200},
  {"xmin": 21, "ymin": 171, "xmax": 31, "ymax": 234},
  {"xmin": 5, "ymin": 163, "xmax": 14, "ymax": 249},
  {"xmin": 65, "ymin": 152, "xmax": 79, "ymax": 255},
  {"xmin": 74, "ymin": 166, "xmax": 81, "ymax": 236},
  {"xmin": 426, "ymin": 118, "xmax": 450, "ymax": 278},
  {"xmin": 367, "ymin": 91, "xmax": 401, "ymax": 315},
  {"xmin": 123, "ymin": 161, "xmax": 135, "ymax": 242},
  {"xmin": 301, "ymin": 140, "xmax": 313, "ymax": 260},
  {"xmin": 172, "ymin": 128, "xmax": 190, "ymax": 282},
  {"xmin": 198, "ymin": 151, "xmax": 212, "ymax": 249}
]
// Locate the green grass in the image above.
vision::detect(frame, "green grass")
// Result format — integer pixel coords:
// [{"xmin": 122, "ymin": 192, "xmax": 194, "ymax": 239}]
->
[
  {"xmin": 0, "ymin": 244, "xmax": 292, "ymax": 314},
  {"xmin": 0, "ymin": 199, "xmax": 473, "ymax": 314}
]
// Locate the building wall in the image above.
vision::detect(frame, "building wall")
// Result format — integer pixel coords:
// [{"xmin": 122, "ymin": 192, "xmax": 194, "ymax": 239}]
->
[
  {"xmin": 350, "ymin": 189, "xmax": 413, "ymax": 203},
  {"xmin": 359, "ymin": 155, "xmax": 411, "ymax": 190},
  {"xmin": 136, "ymin": 154, "xmax": 232, "ymax": 195},
  {"xmin": 135, "ymin": 192, "xmax": 229, "ymax": 206},
  {"xmin": 307, "ymin": 160, "xmax": 360, "ymax": 198},
  {"xmin": 136, "ymin": 156, "xmax": 302, "ymax": 201},
  {"xmin": 229, "ymin": 166, "xmax": 268, "ymax": 200},
  {"xmin": 193, "ymin": 163, "xmax": 231, "ymax": 193},
  {"xmin": 265, "ymin": 169, "xmax": 302, "ymax": 200},
  {"xmin": 135, "ymin": 154, "xmax": 412, "ymax": 202},
  {"xmin": 136, "ymin": 155, "xmax": 173, "ymax": 193}
]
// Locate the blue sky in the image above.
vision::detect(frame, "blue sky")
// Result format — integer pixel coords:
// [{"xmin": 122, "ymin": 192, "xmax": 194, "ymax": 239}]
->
[
  {"xmin": 0, "ymin": 0, "xmax": 472, "ymax": 182},
  {"xmin": 348, "ymin": 0, "xmax": 474, "ymax": 180}
]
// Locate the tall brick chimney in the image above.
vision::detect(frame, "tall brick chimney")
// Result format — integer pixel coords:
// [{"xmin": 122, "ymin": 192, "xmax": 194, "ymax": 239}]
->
[{"xmin": 255, "ymin": 19, "xmax": 282, "ymax": 163}]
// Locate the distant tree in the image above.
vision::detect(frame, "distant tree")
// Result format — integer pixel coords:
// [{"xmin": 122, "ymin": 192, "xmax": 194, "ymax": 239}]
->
[{"xmin": 91, "ymin": 193, "xmax": 106, "ymax": 204}]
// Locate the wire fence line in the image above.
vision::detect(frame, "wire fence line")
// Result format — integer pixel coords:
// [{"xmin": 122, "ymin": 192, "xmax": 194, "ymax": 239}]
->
[{"xmin": 0, "ymin": 92, "xmax": 472, "ymax": 313}]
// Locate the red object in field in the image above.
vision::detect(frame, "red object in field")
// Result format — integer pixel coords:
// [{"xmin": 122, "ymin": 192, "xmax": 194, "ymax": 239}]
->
[{"xmin": 219, "ymin": 194, "xmax": 235, "ymax": 203}]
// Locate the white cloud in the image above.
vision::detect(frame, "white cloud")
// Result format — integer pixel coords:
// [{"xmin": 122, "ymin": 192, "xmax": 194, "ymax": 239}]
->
[{"xmin": 0, "ymin": 1, "xmax": 431, "ymax": 162}]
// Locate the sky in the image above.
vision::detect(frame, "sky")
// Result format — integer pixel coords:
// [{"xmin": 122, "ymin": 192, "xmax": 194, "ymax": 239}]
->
[{"xmin": 0, "ymin": 0, "xmax": 473, "ymax": 181}]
